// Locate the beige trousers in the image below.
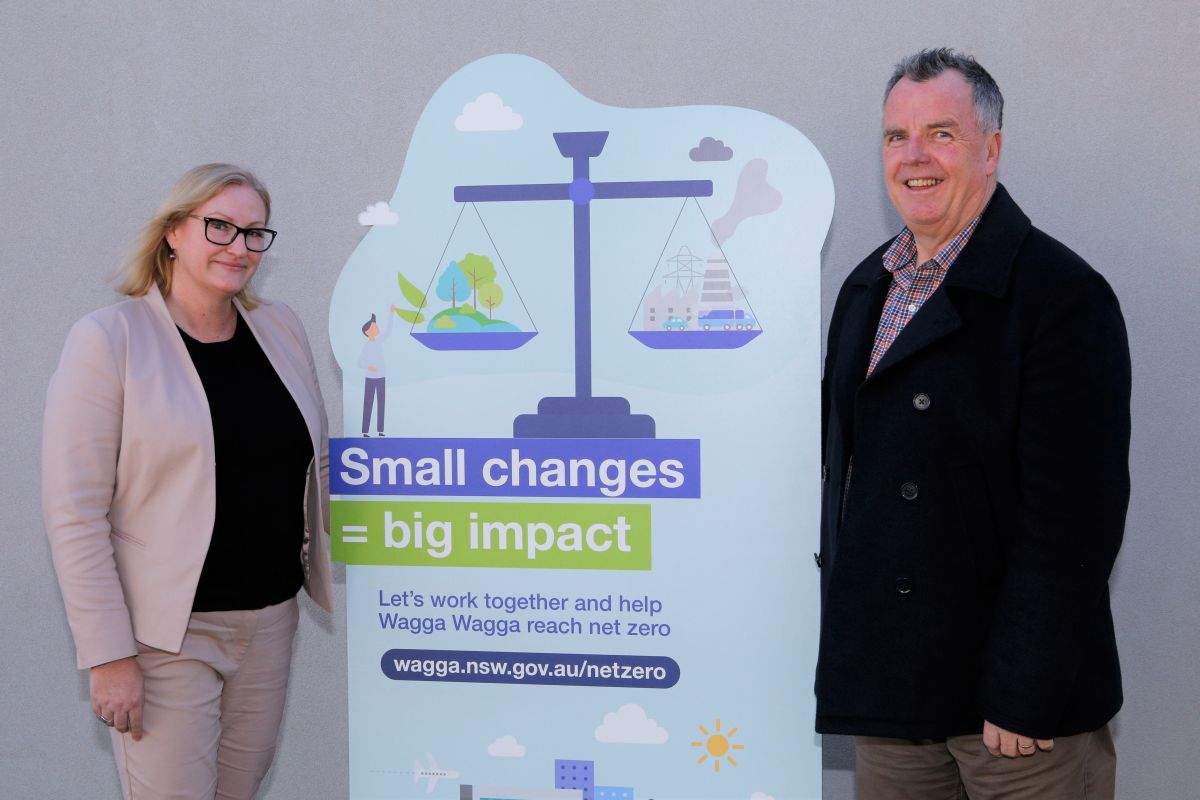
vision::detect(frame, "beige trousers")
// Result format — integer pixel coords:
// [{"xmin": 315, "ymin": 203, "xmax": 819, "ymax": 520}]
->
[
  {"xmin": 855, "ymin": 725, "xmax": 1116, "ymax": 800},
  {"xmin": 109, "ymin": 597, "xmax": 299, "ymax": 800}
]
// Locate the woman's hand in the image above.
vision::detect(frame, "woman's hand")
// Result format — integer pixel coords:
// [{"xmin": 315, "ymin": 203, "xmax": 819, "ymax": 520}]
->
[{"xmin": 90, "ymin": 656, "xmax": 144, "ymax": 740}]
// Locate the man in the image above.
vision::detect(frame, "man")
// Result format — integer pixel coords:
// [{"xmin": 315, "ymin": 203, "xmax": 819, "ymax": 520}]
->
[
  {"xmin": 358, "ymin": 306, "xmax": 395, "ymax": 437},
  {"xmin": 817, "ymin": 49, "xmax": 1129, "ymax": 799}
]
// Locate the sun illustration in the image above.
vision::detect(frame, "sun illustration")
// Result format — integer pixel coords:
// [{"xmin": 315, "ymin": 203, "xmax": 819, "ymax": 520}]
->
[{"xmin": 690, "ymin": 718, "xmax": 745, "ymax": 772}]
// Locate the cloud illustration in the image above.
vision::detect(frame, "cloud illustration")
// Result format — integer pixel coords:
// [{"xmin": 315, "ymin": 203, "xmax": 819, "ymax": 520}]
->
[
  {"xmin": 751, "ymin": 793, "xmax": 776, "ymax": 800},
  {"xmin": 357, "ymin": 201, "xmax": 399, "ymax": 226},
  {"xmin": 456, "ymin": 92, "xmax": 523, "ymax": 131},
  {"xmin": 487, "ymin": 734, "xmax": 526, "ymax": 757},
  {"xmin": 594, "ymin": 703, "xmax": 668, "ymax": 744},
  {"xmin": 690, "ymin": 136, "xmax": 733, "ymax": 161}
]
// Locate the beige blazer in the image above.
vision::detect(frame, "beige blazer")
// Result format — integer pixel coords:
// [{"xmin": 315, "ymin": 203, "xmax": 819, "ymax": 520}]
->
[{"xmin": 43, "ymin": 284, "xmax": 331, "ymax": 670}]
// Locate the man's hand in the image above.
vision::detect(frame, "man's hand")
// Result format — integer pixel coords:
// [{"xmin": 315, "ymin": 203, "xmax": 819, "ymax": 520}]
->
[
  {"xmin": 368, "ymin": 367, "xmax": 377, "ymax": 373},
  {"xmin": 982, "ymin": 719, "xmax": 1053, "ymax": 758},
  {"xmin": 90, "ymin": 656, "xmax": 144, "ymax": 741}
]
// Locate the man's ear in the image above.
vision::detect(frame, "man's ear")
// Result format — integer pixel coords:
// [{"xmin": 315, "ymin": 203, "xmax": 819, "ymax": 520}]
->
[{"xmin": 985, "ymin": 130, "xmax": 1003, "ymax": 176}]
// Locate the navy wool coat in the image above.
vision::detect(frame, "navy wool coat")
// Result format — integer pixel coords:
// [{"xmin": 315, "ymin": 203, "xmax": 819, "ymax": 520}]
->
[{"xmin": 816, "ymin": 185, "xmax": 1130, "ymax": 740}]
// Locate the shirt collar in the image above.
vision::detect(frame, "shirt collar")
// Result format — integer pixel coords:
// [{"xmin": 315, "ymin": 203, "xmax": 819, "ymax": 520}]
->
[{"xmin": 882, "ymin": 215, "xmax": 983, "ymax": 284}]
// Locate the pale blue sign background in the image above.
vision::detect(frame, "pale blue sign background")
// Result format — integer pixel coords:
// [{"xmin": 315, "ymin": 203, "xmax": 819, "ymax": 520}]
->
[{"xmin": 330, "ymin": 54, "xmax": 831, "ymax": 800}]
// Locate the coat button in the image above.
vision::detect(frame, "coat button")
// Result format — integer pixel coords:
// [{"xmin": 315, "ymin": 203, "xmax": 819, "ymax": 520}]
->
[
  {"xmin": 913, "ymin": 393, "xmax": 931, "ymax": 411},
  {"xmin": 900, "ymin": 481, "xmax": 919, "ymax": 500},
  {"xmin": 895, "ymin": 577, "xmax": 912, "ymax": 595}
]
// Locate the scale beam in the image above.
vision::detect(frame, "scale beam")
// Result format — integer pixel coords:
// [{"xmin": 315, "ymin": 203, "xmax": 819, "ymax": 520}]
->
[
  {"xmin": 593, "ymin": 180, "xmax": 712, "ymax": 200},
  {"xmin": 455, "ymin": 181, "xmax": 713, "ymax": 204},
  {"xmin": 454, "ymin": 184, "xmax": 570, "ymax": 203}
]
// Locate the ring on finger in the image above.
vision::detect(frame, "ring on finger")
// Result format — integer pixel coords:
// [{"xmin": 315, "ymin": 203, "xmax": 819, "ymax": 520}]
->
[{"xmin": 97, "ymin": 714, "xmax": 111, "ymax": 725}]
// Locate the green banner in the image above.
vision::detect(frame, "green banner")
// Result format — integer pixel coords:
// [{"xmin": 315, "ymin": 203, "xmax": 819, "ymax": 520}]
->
[{"xmin": 332, "ymin": 500, "xmax": 651, "ymax": 570}]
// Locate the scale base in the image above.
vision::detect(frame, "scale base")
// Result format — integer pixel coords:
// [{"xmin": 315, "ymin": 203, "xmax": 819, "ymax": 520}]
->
[{"xmin": 513, "ymin": 396, "xmax": 656, "ymax": 439}]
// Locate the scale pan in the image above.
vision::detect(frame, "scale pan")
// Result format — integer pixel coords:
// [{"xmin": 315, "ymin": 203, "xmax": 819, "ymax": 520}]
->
[
  {"xmin": 629, "ymin": 330, "xmax": 761, "ymax": 350},
  {"xmin": 411, "ymin": 332, "xmax": 537, "ymax": 351}
]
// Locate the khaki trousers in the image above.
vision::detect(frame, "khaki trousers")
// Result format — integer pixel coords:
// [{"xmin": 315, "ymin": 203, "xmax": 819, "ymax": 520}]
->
[
  {"xmin": 855, "ymin": 725, "xmax": 1116, "ymax": 800},
  {"xmin": 110, "ymin": 597, "xmax": 299, "ymax": 800}
]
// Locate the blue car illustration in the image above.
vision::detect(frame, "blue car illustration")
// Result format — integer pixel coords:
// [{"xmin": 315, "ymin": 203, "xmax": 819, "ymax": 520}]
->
[{"xmin": 661, "ymin": 316, "xmax": 688, "ymax": 330}]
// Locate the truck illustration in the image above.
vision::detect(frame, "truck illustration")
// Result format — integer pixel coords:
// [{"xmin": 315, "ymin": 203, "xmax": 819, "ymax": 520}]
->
[{"xmin": 699, "ymin": 309, "xmax": 756, "ymax": 331}]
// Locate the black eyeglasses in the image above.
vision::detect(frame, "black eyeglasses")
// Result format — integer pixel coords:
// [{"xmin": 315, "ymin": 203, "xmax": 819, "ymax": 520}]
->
[{"xmin": 188, "ymin": 215, "xmax": 277, "ymax": 252}]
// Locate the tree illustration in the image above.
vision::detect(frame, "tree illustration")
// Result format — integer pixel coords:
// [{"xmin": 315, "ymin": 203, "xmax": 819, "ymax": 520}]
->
[
  {"xmin": 457, "ymin": 252, "xmax": 497, "ymax": 308},
  {"xmin": 477, "ymin": 282, "xmax": 504, "ymax": 319},
  {"xmin": 394, "ymin": 273, "xmax": 427, "ymax": 323},
  {"xmin": 436, "ymin": 260, "xmax": 470, "ymax": 309}
]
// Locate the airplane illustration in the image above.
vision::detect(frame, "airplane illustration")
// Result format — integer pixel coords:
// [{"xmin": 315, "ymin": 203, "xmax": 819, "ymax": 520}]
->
[{"xmin": 413, "ymin": 753, "xmax": 459, "ymax": 794}]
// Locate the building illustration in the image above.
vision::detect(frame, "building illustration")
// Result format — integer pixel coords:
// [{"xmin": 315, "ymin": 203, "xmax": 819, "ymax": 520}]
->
[{"xmin": 459, "ymin": 757, "xmax": 637, "ymax": 800}]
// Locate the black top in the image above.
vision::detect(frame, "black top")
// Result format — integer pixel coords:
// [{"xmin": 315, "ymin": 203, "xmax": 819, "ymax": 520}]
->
[{"xmin": 180, "ymin": 313, "xmax": 313, "ymax": 612}]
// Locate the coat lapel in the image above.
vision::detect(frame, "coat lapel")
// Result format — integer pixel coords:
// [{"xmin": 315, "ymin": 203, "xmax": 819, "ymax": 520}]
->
[
  {"xmin": 234, "ymin": 297, "xmax": 324, "ymax": 459},
  {"xmin": 863, "ymin": 184, "xmax": 1031, "ymax": 382},
  {"xmin": 833, "ymin": 261, "xmax": 891, "ymax": 446},
  {"xmin": 867, "ymin": 287, "xmax": 962, "ymax": 380}
]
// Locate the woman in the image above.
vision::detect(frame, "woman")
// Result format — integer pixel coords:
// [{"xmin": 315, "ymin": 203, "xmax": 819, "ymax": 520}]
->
[{"xmin": 42, "ymin": 163, "xmax": 331, "ymax": 799}]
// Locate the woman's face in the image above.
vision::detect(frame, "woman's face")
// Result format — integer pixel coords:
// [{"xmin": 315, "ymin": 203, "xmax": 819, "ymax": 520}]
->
[{"xmin": 165, "ymin": 183, "xmax": 268, "ymax": 302}]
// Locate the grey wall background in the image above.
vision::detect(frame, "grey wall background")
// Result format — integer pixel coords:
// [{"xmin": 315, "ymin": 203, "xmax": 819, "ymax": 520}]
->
[{"xmin": 3, "ymin": 2, "xmax": 1196, "ymax": 797}]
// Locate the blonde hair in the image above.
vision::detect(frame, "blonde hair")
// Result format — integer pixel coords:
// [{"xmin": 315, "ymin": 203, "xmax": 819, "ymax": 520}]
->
[{"xmin": 115, "ymin": 163, "xmax": 272, "ymax": 308}]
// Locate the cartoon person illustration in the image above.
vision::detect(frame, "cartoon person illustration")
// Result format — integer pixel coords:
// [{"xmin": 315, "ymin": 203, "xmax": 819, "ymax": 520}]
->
[{"xmin": 358, "ymin": 306, "xmax": 395, "ymax": 436}]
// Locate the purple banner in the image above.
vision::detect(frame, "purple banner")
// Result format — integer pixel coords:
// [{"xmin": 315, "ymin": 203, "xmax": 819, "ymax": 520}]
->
[{"xmin": 331, "ymin": 437, "xmax": 701, "ymax": 499}]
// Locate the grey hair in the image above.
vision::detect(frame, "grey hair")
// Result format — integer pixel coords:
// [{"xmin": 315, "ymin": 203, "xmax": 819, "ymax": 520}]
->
[{"xmin": 884, "ymin": 48, "xmax": 1004, "ymax": 133}]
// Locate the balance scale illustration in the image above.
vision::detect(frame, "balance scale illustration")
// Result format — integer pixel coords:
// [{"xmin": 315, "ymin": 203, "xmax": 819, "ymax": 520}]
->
[{"xmin": 409, "ymin": 130, "xmax": 762, "ymax": 439}]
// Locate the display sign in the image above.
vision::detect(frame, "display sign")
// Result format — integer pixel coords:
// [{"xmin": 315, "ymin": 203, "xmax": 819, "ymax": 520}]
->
[{"xmin": 329, "ymin": 54, "xmax": 832, "ymax": 800}]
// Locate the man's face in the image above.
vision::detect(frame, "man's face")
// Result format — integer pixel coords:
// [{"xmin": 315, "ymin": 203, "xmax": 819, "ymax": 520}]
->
[
  {"xmin": 366, "ymin": 322, "xmax": 380, "ymax": 341},
  {"xmin": 882, "ymin": 71, "xmax": 1001, "ymax": 249}
]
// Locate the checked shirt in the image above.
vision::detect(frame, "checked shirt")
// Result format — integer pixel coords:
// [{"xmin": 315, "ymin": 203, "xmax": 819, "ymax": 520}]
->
[{"xmin": 866, "ymin": 216, "xmax": 981, "ymax": 377}]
